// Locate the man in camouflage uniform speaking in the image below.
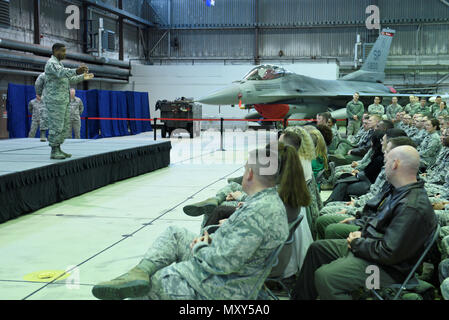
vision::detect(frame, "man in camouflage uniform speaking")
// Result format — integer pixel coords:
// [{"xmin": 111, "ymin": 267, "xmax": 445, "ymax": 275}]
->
[
  {"xmin": 43, "ymin": 43, "xmax": 93, "ymax": 160},
  {"xmin": 92, "ymin": 147, "xmax": 289, "ymax": 300}
]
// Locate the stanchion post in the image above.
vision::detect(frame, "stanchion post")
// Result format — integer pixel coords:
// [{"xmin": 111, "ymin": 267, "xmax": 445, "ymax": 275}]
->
[
  {"xmin": 153, "ymin": 117, "xmax": 157, "ymax": 141},
  {"xmin": 219, "ymin": 117, "xmax": 225, "ymax": 151},
  {"xmin": 85, "ymin": 117, "xmax": 89, "ymax": 139}
]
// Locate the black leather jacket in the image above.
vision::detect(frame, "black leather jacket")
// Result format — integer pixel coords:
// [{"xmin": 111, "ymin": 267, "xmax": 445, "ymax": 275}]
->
[{"xmin": 350, "ymin": 181, "xmax": 437, "ymax": 281}]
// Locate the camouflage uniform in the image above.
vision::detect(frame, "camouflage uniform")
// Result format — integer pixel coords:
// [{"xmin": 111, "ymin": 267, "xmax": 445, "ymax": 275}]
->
[
  {"xmin": 67, "ymin": 97, "xmax": 84, "ymax": 139},
  {"xmin": 34, "ymin": 73, "xmax": 49, "ymax": 131},
  {"xmin": 367, "ymin": 103, "xmax": 385, "ymax": 117},
  {"xmin": 28, "ymin": 98, "xmax": 47, "ymax": 137},
  {"xmin": 332, "ymin": 128, "xmax": 369, "ymax": 157},
  {"xmin": 333, "ymin": 149, "xmax": 373, "ymax": 180},
  {"xmin": 434, "ymin": 108, "xmax": 449, "ymax": 119},
  {"xmin": 418, "ymin": 131, "xmax": 441, "ymax": 168},
  {"xmin": 42, "ymin": 57, "xmax": 84, "ymax": 148},
  {"xmin": 403, "ymin": 124, "xmax": 417, "ymax": 137},
  {"xmin": 135, "ymin": 187, "xmax": 288, "ymax": 300},
  {"xmin": 440, "ymin": 259, "xmax": 449, "ymax": 300},
  {"xmin": 319, "ymin": 169, "xmax": 387, "ymax": 218},
  {"xmin": 430, "ymin": 103, "xmax": 442, "ymax": 117},
  {"xmin": 306, "ymin": 176, "xmax": 323, "ymax": 239},
  {"xmin": 411, "ymin": 129, "xmax": 427, "ymax": 147},
  {"xmin": 395, "ymin": 121, "xmax": 406, "ymax": 130},
  {"xmin": 422, "ymin": 147, "xmax": 449, "ymax": 185},
  {"xmin": 198, "ymin": 181, "xmax": 246, "ymax": 229},
  {"xmin": 328, "ymin": 124, "xmax": 342, "ymax": 154},
  {"xmin": 346, "ymin": 100, "xmax": 364, "ymax": 137},
  {"xmin": 405, "ymin": 102, "xmax": 420, "ymax": 115},
  {"xmin": 414, "ymin": 105, "xmax": 431, "ymax": 117},
  {"xmin": 385, "ymin": 103, "xmax": 403, "ymax": 121}
]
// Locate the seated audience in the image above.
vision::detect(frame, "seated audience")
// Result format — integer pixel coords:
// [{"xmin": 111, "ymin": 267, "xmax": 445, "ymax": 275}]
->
[
  {"xmin": 323, "ymin": 130, "xmax": 384, "ymax": 204},
  {"xmin": 291, "ymin": 145, "xmax": 437, "ymax": 300},
  {"xmin": 92, "ymin": 147, "xmax": 291, "ymax": 300},
  {"xmin": 332, "ymin": 120, "xmax": 394, "ymax": 183},
  {"xmin": 329, "ymin": 114, "xmax": 381, "ymax": 166},
  {"xmin": 317, "ymin": 136, "xmax": 416, "ymax": 240}
]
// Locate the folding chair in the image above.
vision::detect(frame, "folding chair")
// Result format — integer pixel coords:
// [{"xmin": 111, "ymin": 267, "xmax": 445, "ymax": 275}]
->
[
  {"xmin": 371, "ymin": 225, "xmax": 440, "ymax": 300},
  {"xmin": 263, "ymin": 214, "xmax": 305, "ymax": 300}
]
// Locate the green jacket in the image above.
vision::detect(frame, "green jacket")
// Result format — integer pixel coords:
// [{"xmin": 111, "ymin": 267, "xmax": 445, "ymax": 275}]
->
[
  {"xmin": 430, "ymin": 103, "xmax": 441, "ymax": 116},
  {"xmin": 434, "ymin": 108, "xmax": 449, "ymax": 118},
  {"xmin": 368, "ymin": 103, "xmax": 385, "ymax": 116},
  {"xmin": 418, "ymin": 131, "xmax": 442, "ymax": 168},
  {"xmin": 173, "ymin": 187, "xmax": 288, "ymax": 299},
  {"xmin": 405, "ymin": 102, "xmax": 420, "ymax": 114},
  {"xmin": 346, "ymin": 100, "xmax": 364, "ymax": 121},
  {"xmin": 414, "ymin": 105, "xmax": 431, "ymax": 117},
  {"xmin": 385, "ymin": 103, "xmax": 403, "ymax": 120},
  {"xmin": 28, "ymin": 98, "xmax": 45, "ymax": 121}
]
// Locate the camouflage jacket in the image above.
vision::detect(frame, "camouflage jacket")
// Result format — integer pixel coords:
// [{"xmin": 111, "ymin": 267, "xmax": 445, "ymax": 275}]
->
[
  {"xmin": 28, "ymin": 98, "xmax": 45, "ymax": 121},
  {"xmin": 425, "ymin": 147, "xmax": 449, "ymax": 184},
  {"xmin": 414, "ymin": 105, "xmax": 432, "ymax": 117},
  {"xmin": 346, "ymin": 100, "xmax": 364, "ymax": 121},
  {"xmin": 346, "ymin": 168, "xmax": 387, "ymax": 216},
  {"xmin": 328, "ymin": 125, "xmax": 342, "ymax": 153},
  {"xmin": 405, "ymin": 102, "xmax": 420, "ymax": 115},
  {"xmin": 385, "ymin": 103, "xmax": 403, "ymax": 120},
  {"xmin": 349, "ymin": 127, "xmax": 368, "ymax": 145},
  {"xmin": 172, "ymin": 187, "xmax": 288, "ymax": 299},
  {"xmin": 404, "ymin": 125, "xmax": 418, "ymax": 137},
  {"xmin": 35, "ymin": 73, "xmax": 46, "ymax": 97},
  {"xmin": 42, "ymin": 56, "xmax": 84, "ymax": 107},
  {"xmin": 430, "ymin": 103, "xmax": 441, "ymax": 116},
  {"xmin": 368, "ymin": 104, "xmax": 385, "ymax": 116},
  {"xmin": 69, "ymin": 97, "xmax": 84, "ymax": 121},
  {"xmin": 412, "ymin": 129, "xmax": 428, "ymax": 147},
  {"xmin": 434, "ymin": 108, "xmax": 449, "ymax": 118},
  {"xmin": 418, "ymin": 131, "xmax": 441, "ymax": 168},
  {"xmin": 356, "ymin": 148, "xmax": 374, "ymax": 171}
]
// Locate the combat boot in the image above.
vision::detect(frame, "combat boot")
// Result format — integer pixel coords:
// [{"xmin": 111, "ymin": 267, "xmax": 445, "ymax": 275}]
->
[
  {"xmin": 91, "ymin": 266, "xmax": 150, "ymax": 300},
  {"xmin": 183, "ymin": 197, "xmax": 219, "ymax": 217},
  {"xmin": 40, "ymin": 130, "xmax": 47, "ymax": 142},
  {"xmin": 50, "ymin": 147, "xmax": 66, "ymax": 160},
  {"xmin": 58, "ymin": 146, "xmax": 72, "ymax": 158},
  {"xmin": 442, "ymin": 278, "xmax": 449, "ymax": 300}
]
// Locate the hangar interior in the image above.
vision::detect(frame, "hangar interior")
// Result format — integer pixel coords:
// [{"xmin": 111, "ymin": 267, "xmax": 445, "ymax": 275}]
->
[{"xmin": 0, "ymin": 0, "xmax": 448, "ymax": 301}]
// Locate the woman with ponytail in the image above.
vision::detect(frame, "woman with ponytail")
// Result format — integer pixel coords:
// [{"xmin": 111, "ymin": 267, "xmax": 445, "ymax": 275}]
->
[
  {"xmin": 304, "ymin": 126, "xmax": 329, "ymax": 183},
  {"xmin": 202, "ymin": 139, "xmax": 311, "ymax": 229}
]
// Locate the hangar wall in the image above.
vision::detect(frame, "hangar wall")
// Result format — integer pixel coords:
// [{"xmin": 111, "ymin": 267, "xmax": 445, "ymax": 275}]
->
[{"xmin": 147, "ymin": 0, "xmax": 449, "ymax": 93}]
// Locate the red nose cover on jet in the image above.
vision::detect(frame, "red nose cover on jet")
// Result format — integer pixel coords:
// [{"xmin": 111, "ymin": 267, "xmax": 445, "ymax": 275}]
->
[{"xmin": 254, "ymin": 104, "xmax": 290, "ymax": 120}]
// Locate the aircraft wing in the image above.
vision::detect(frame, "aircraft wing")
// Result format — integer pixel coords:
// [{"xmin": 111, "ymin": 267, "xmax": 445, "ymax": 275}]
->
[
  {"xmin": 258, "ymin": 92, "xmax": 338, "ymax": 98},
  {"xmin": 331, "ymin": 92, "xmax": 435, "ymax": 97},
  {"xmin": 260, "ymin": 92, "xmax": 435, "ymax": 99}
]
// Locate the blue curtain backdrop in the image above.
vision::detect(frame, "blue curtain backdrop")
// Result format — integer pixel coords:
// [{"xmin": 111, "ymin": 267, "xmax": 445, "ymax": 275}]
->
[
  {"xmin": 6, "ymin": 84, "xmax": 151, "ymax": 139},
  {"xmin": 126, "ymin": 91, "xmax": 152, "ymax": 135}
]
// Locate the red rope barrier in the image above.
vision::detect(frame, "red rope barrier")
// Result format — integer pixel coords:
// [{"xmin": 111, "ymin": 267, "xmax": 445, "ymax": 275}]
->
[{"xmin": 28, "ymin": 115, "xmax": 347, "ymax": 122}]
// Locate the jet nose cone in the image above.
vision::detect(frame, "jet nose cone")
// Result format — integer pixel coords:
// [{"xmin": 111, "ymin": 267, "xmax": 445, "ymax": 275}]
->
[{"xmin": 197, "ymin": 85, "xmax": 240, "ymax": 105}]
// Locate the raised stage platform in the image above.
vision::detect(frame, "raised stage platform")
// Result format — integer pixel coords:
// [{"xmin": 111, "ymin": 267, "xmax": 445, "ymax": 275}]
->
[{"xmin": 0, "ymin": 138, "xmax": 171, "ymax": 224}]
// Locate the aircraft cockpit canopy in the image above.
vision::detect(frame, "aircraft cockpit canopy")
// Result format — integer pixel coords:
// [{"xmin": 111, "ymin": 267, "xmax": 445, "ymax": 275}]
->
[{"xmin": 242, "ymin": 65, "xmax": 288, "ymax": 81}]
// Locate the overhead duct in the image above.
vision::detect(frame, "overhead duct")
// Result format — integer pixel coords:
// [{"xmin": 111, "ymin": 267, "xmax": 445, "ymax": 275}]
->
[
  {"xmin": 0, "ymin": 50, "xmax": 130, "ymax": 79},
  {"xmin": 0, "ymin": 38, "xmax": 130, "ymax": 69},
  {"xmin": 0, "ymin": 67, "xmax": 128, "ymax": 84}
]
